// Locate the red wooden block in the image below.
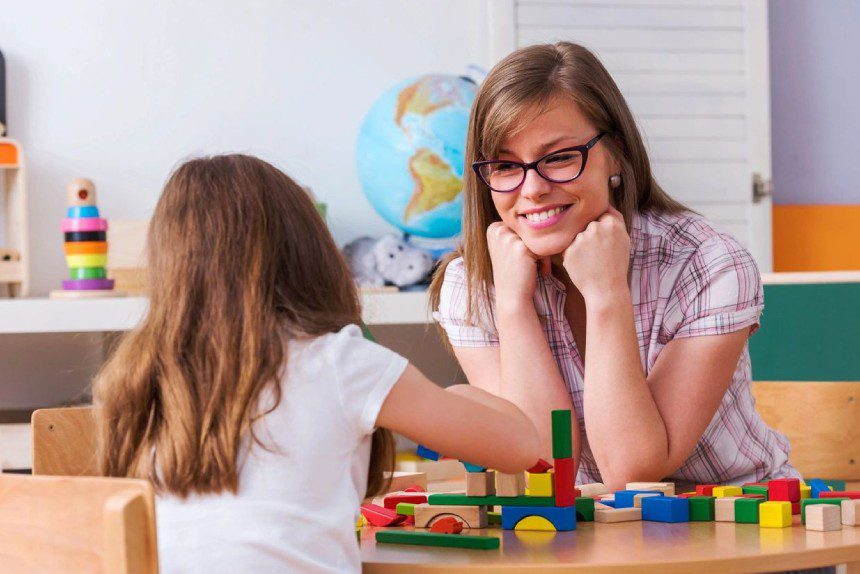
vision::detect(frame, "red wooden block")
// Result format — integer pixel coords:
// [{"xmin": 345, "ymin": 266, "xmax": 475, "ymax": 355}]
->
[
  {"xmin": 527, "ymin": 458, "xmax": 554, "ymax": 474},
  {"xmin": 768, "ymin": 478, "xmax": 800, "ymax": 502},
  {"xmin": 384, "ymin": 492, "xmax": 428, "ymax": 509},
  {"xmin": 403, "ymin": 485, "xmax": 425, "ymax": 493},
  {"xmin": 360, "ymin": 504, "xmax": 407, "ymax": 527},
  {"xmin": 554, "ymin": 457, "xmax": 576, "ymax": 506},
  {"xmin": 820, "ymin": 491, "xmax": 860, "ymax": 500},
  {"xmin": 792, "ymin": 501, "xmax": 801, "ymax": 515},
  {"xmin": 429, "ymin": 516, "xmax": 464, "ymax": 534},
  {"xmin": 404, "ymin": 515, "xmax": 415, "ymax": 525},
  {"xmin": 696, "ymin": 484, "xmax": 719, "ymax": 496},
  {"xmin": 677, "ymin": 493, "xmax": 697, "ymax": 499}
]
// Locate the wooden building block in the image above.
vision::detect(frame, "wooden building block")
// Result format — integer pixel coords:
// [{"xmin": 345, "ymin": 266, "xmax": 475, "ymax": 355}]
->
[
  {"xmin": 735, "ymin": 497, "xmax": 765, "ymax": 523},
  {"xmin": 715, "ymin": 497, "xmax": 741, "ymax": 522},
  {"xmin": 360, "ymin": 504, "xmax": 407, "ymax": 527},
  {"xmin": 427, "ymin": 493, "xmax": 555, "ymax": 507},
  {"xmin": 805, "ymin": 504, "xmax": 841, "ymax": 532},
  {"xmin": 466, "ymin": 471, "xmax": 495, "ymax": 497},
  {"xmin": 768, "ymin": 478, "xmax": 800, "ymax": 502},
  {"xmin": 375, "ymin": 531, "xmax": 499, "ymax": 550},
  {"xmin": 742, "ymin": 485, "xmax": 770, "ymax": 499},
  {"xmin": 551, "ymin": 410, "xmax": 573, "ymax": 458},
  {"xmin": 820, "ymin": 491, "xmax": 860, "ymax": 500},
  {"xmin": 800, "ymin": 484, "xmax": 812, "ymax": 499},
  {"xmin": 501, "ymin": 505, "xmax": 577, "ymax": 531},
  {"xmin": 575, "ymin": 497, "xmax": 595, "ymax": 522},
  {"xmin": 626, "ymin": 482, "xmax": 675, "ymax": 496},
  {"xmin": 395, "ymin": 503, "xmax": 415, "ymax": 516},
  {"xmin": 495, "ymin": 472, "xmax": 525, "ymax": 497},
  {"xmin": 633, "ymin": 492, "xmax": 662, "ymax": 508},
  {"xmin": 526, "ymin": 471, "xmax": 554, "ymax": 497},
  {"xmin": 553, "ymin": 457, "xmax": 576, "ymax": 506},
  {"xmin": 801, "ymin": 498, "xmax": 849, "ymax": 524},
  {"xmin": 713, "ymin": 486, "xmax": 743, "ymax": 498},
  {"xmin": 759, "ymin": 501, "xmax": 792, "ymax": 528},
  {"xmin": 527, "ymin": 458, "xmax": 553, "ymax": 473},
  {"xmin": 578, "ymin": 483, "xmax": 609, "ymax": 497},
  {"xmin": 641, "ymin": 497, "xmax": 690, "ymax": 523},
  {"xmin": 414, "ymin": 503, "xmax": 488, "ymax": 529},
  {"xmin": 595, "ymin": 507, "xmax": 642, "ymax": 523},
  {"xmin": 842, "ymin": 499, "xmax": 860, "ymax": 526},
  {"xmin": 689, "ymin": 496, "xmax": 716, "ymax": 521},
  {"xmin": 696, "ymin": 484, "xmax": 719, "ymax": 496},
  {"xmin": 429, "ymin": 516, "xmax": 463, "ymax": 534},
  {"xmin": 383, "ymin": 492, "xmax": 428, "ymax": 509}
]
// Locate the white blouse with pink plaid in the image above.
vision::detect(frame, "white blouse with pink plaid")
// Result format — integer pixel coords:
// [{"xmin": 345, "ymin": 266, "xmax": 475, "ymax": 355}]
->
[{"xmin": 434, "ymin": 209, "xmax": 800, "ymax": 486}]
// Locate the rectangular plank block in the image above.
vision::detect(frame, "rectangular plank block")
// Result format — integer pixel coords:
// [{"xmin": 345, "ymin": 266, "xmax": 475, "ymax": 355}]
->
[
  {"xmin": 414, "ymin": 503, "xmax": 488, "ymax": 529},
  {"xmin": 501, "ymin": 505, "xmax": 576, "ymax": 531},
  {"xmin": 735, "ymin": 497, "xmax": 765, "ymax": 523},
  {"xmin": 819, "ymin": 491, "xmax": 860, "ymax": 500},
  {"xmin": 578, "ymin": 483, "xmax": 609, "ymax": 498},
  {"xmin": 595, "ymin": 507, "xmax": 642, "ymax": 523},
  {"xmin": 615, "ymin": 490, "xmax": 665, "ymax": 509},
  {"xmin": 641, "ymin": 496, "xmax": 689, "ymax": 523},
  {"xmin": 551, "ymin": 410, "xmax": 572, "ymax": 458},
  {"xmin": 801, "ymin": 498, "xmax": 849, "ymax": 523},
  {"xmin": 495, "ymin": 472, "xmax": 525, "ymax": 497},
  {"xmin": 395, "ymin": 503, "xmax": 415, "ymax": 516},
  {"xmin": 760, "ymin": 501, "xmax": 792, "ymax": 528},
  {"xmin": 805, "ymin": 504, "xmax": 841, "ymax": 532},
  {"xmin": 428, "ymin": 493, "xmax": 556, "ymax": 507},
  {"xmin": 742, "ymin": 485, "xmax": 769, "ymax": 499},
  {"xmin": 715, "ymin": 497, "xmax": 741, "ymax": 522},
  {"xmin": 554, "ymin": 457, "xmax": 576, "ymax": 506},
  {"xmin": 713, "ymin": 486, "xmax": 743, "ymax": 498},
  {"xmin": 689, "ymin": 496, "xmax": 716, "ymax": 521},
  {"xmin": 375, "ymin": 530, "xmax": 500, "ymax": 550},
  {"xmin": 383, "ymin": 492, "xmax": 428, "ymax": 509},
  {"xmin": 626, "ymin": 482, "xmax": 675, "ymax": 496},
  {"xmin": 842, "ymin": 500, "xmax": 860, "ymax": 526},
  {"xmin": 634, "ymin": 493, "xmax": 663, "ymax": 508},
  {"xmin": 466, "ymin": 471, "xmax": 496, "ymax": 497}
]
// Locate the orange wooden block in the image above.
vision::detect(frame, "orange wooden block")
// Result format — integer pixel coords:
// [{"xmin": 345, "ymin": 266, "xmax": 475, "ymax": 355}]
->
[
  {"xmin": 64, "ymin": 241, "xmax": 108, "ymax": 255},
  {"xmin": 0, "ymin": 142, "xmax": 18, "ymax": 165}
]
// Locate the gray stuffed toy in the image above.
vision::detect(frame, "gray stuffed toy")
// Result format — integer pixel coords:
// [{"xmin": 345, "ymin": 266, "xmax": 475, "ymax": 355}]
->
[{"xmin": 342, "ymin": 235, "xmax": 435, "ymax": 288}]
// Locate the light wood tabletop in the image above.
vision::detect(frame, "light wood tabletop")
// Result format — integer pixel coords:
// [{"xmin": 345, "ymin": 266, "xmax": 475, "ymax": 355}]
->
[{"xmin": 360, "ymin": 515, "xmax": 860, "ymax": 573}]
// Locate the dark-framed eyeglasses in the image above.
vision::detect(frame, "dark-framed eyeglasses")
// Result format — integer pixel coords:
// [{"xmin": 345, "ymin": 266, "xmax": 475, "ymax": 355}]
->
[{"xmin": 472, "ymin": 132, "xmax": 607, "ymax": 193}]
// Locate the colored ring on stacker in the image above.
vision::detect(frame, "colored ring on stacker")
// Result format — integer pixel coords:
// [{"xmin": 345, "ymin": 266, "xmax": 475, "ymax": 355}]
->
[
  {"xmin": 65, "ymin": 231, "xmax": 106, "ymax": 242},
  {"xmin": 66, "ymin": 253, "xmax": 108, "ymax": 268},
  {"xmin": 62, "ymin": 278, "xmax": 115, "ymax": 291},
  {"xmin": 62, "ymin": 217, "xmax": 108, "ymax": 233},
  {"xmin": 64, "ymin": 241, "xmax": 108, "ymax": 255},
  {"xmin": 67, "ymin": 206, "xmax": 101, "ymax": 218},
  {"xmin": 69, "ymin": 267, "xmax": 107, "ymax": 279}
]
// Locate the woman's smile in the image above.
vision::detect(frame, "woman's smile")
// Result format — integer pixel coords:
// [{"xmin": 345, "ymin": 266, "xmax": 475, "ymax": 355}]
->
[{"xmin": 519, "ymin": 202, "xmax": 576, "ymax": 230}]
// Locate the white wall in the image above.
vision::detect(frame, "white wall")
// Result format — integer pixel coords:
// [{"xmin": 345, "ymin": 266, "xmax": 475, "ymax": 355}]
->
[{"xmin": 0, "ymin": 0, "xmax": 491, "ymax": 296}]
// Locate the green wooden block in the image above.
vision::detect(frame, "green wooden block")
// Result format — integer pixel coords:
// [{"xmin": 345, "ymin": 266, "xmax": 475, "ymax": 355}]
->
[
  {"xmin": 427, "ymin": 493, "xmax": 556, "ymax": 507},
  {"xmin": 575, "ymin": 497, "xmax": 594, "ymax": 522},
  {"xmin": 801, "ymin": 498, "xmax": 849, "ymax": 524},
  {"xmin": 823, "ymin": 480, "xmax": 847, "ymax": 491},
  {"xmin": 376, "ymin": 530, "xmax": 500, "ymax": 550},
  {"xmin": 395, "ymin": 503, "xmax": 415, "ymax": 516},
  {"xmin": 742, "ymin": 485, "xmax": 769, "ymax": 499},
  {"xmin": 735, "ymin": 498, "xmax": 765, "ymax": 523},
  {"xmin": 689, "ymin": 496, "xmax": 716, "ymax": 521},
  {"xmin": 551, "ymin": 410, "xmax": 573, "ymax": 458},
  {"xmin": 488, "ymin": 511, "xmax": 502, "ymax": 525}
]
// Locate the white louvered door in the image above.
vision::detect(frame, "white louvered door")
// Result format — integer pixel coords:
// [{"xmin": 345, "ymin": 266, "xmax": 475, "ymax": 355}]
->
[{"xmin": 487, "ymin": 0, "xmax": 773, "ymax": 271}]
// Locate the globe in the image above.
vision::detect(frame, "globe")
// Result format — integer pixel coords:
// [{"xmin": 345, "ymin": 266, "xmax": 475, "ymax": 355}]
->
[{"xmin": 356, "ymin": 74, "xmax": 477, "ymax": 239}]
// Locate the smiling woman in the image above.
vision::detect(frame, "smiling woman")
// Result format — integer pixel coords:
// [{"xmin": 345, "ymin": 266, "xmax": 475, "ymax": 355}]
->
[{"xmin": 429, "ymin": 42, "xmax": 800, "ymax": 489}]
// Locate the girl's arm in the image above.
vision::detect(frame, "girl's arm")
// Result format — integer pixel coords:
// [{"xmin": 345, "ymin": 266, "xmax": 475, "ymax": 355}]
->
[{"xmin": 376, "ymin": 363, "xmax": 542, "ymax": 474}]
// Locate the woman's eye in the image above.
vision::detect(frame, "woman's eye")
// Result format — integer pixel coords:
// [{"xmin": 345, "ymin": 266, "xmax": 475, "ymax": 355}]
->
[
  {"xmin": 545, "ymin": 152, "xmax": 578, "ymax": 165},
  {"xmin": 495, "ymin": 162, "xmax": 520, "ymax": 174}
]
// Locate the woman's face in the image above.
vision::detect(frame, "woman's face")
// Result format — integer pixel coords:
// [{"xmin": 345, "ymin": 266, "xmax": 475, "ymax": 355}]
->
[{"xmin": 489, "ymin": 97, "xmax": 618, "ymax": 257}]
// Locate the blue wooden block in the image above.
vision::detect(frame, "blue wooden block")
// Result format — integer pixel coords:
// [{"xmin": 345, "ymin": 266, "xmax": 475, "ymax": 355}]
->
[
  {"xmin": 501, "ymin": 505, "xmax": 577, "ymax": 531},
  {"xmin": 808, "ymin": 478, "xmax": 831, "ymax": 498},
  {"xmin": 461, "ymin": 461, "xmax": 486, "ymax": 472},
  {"xmin": 67, "ymin": 206, "xmax": 100, "ymax": 218},
  {"xmin": 614, "ymin": 490, "xmax": 665, "ymax": 509},
  {"xmin": 600, "ymin": 499, "xmax": 616, "ymax": 508},
  {"xmin": 416, "ymin": 445, "xmax": 439, "ymax": 461},
  {"xmin": 641, "ymin": 496, "xmax": 690, "ymax": 523}
]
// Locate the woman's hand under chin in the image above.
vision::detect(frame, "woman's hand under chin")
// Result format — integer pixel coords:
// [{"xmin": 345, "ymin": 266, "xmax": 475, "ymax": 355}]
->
[
  {"xmin": 487, "ymin": 222, "xmax": 551, "ymax": 312},
  {"xmin": 561, "ymin": 206, "xmax": 631, "ymax": 306}
]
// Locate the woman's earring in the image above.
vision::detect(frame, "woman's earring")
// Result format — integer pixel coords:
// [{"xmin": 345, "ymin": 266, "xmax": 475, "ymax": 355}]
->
[{"xmin": 609, "ymin": 174, "xmax": 622, "ymax": 189}]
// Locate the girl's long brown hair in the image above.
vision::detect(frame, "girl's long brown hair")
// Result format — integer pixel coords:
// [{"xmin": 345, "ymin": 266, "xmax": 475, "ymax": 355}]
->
[
  {"xmin": 95, "ymin": 154, "xmax": 393, "ymax": 498},
  {"xmin": 430, "ymin": 42, "xmax": 689, "ymax": 326}
]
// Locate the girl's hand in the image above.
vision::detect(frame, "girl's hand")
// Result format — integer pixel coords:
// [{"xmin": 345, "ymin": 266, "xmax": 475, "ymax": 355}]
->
[
  {"xmin": 486, "ymin": 222, "xmax": 549, "ymax": 310},
  {"xmin": 562, "ymin": 206, "xmax": 630, "ymax": 304}
]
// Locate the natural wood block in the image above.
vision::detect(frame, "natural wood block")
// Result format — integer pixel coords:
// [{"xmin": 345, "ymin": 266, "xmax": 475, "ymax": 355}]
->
[
  {"xmin": 594, "ymin": 507, "xmax": 642, "ymax": 523},
  {"xmin": 805, "ymin": 504, "xmax": 841, "ymax": 532},
  {"xmin": 715, "ymin": 497, "xmax": 741, "ymax": 522},
  {"xmin": 626, "ymin": 482, "xmax": 675, "ymax": 496},
  {"xmin": 413, "ymin": 503, "xmax": 488, "ymax": 529},
  {"xmin": 495, "ymin": 472, "xmax": 525, "ymax": 497},
  {"xmin": 843, "ymin": 500, "xmax": 860, "ymax": 526},
  {"xmin": 466, "ymin": 471, "xmax": 495, "ymax": 497},
  {"xmin": 633, "ymin": 493, "xmax": 662, "ymax": 508},
  {"xmin": 578, "ymin": 483, "xmax": 609, "ymax": 497}
]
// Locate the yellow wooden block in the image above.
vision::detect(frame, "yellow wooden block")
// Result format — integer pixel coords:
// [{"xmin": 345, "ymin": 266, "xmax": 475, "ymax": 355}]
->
[
  {"xmin": 515, "ymin": 515, "xmax": 556, "ymax": 532},
  {"xmin": 800, "ymin": 484, "xmax": 812, "ymax": 500},
  {"xmin": 525, "ymin": 472, "xmax": 554, "ymax": 497},
  {"xmin": 713, "ymin": 486, "xmax": 743, "ymax": 498},
  {"xmin": 759, "ymin": 501, "xmax": 792, "ymax": 528}
]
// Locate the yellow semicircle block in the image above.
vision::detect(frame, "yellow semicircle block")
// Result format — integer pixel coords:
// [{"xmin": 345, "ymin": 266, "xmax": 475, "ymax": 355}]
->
[{"xmin": 514, "ymin": 515, "xmax": 557, "ymax": 532}]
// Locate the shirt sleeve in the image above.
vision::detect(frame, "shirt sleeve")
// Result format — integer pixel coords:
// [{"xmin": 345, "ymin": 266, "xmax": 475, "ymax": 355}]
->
[
  {"xmin": 328, "ymin": 324, "xmax": 409, "ymax": 436},
  {"xmin": 669, "ymin": 234, "xmax": 765, "ymax": 339},
  {"xmin": 431, "ymin": 257, "xmax": 499, "ymax": 348}
]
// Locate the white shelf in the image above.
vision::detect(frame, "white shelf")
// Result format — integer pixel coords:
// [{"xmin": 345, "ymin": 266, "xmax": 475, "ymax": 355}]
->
[{"xmin": 0, "ymin": 290, "xmax": 432, "ymax": 335}]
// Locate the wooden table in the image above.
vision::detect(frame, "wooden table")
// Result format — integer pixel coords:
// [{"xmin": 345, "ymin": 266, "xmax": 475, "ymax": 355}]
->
[{"xmin": 360, "ymin": 516, "xmax": 860, "ymax": 573}]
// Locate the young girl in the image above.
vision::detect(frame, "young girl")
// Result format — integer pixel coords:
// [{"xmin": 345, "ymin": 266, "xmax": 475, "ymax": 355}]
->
[
  {"xmin": 94, "ymin": 155, "xmax": 541, "ymax": 573},
  {"xmin": 430, "ymin": 42, "xmax": 800, "ymax": 490}
]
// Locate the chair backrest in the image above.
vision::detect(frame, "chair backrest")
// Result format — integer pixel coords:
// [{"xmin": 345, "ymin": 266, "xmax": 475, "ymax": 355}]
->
[
  {"xmin": 751, "ymin": 381, "xmax": 860, "ymax": 480},
  {"xmin": 32, "ymin": 406, "xmax": 99, "ymax": 476},
  {"xmin": 0, "ymin": 473, "xmax": 158, "ymax": 573}
]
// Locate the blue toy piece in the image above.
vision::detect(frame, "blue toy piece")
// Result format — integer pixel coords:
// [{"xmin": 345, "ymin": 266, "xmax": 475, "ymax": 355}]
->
[
  {"xmin": 501, "ymin": 505, "xmax": 577, "ymax": 531},
  {"xmin": 614, "ymin": 490, "xmax": 665, "ymax": 509},
  {"xmin": 416, "ymin": 445, "xmax": 439, "ymax": 461},
  {"xmin": 461, "ymin": 461, "xmax": 486, "ymax": 472},
  {"xmin": 641, "ymin": 496, "xmax": 690, "ymax": 523},
  {"xmin": 599, "ymin": 499, "xmax": 616, "ymax": 508},
  {"xmin": 67, "ymin": 206, "xmax": 100, "ymax": 218},
  {"xmin": 807, "ymin": 478, "xmax": 831, "ymax": 498}
]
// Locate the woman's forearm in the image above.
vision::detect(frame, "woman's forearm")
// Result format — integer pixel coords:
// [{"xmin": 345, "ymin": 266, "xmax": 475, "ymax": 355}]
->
[
  {"xmin": 582, "ymin": 287, "xmax": 669, "ymax": 488},
  {"xmin": 496, "ymin": 301, "xmax": 581, "ymax": 464}
]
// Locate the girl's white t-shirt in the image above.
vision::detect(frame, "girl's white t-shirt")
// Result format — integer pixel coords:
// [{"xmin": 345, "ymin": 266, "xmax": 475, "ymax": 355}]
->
[{"xmin": 155, "ymin": 324, "xmax": 408, "ymax": 574}]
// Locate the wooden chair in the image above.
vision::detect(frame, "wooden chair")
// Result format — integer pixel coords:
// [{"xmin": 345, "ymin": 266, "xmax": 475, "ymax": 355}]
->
[
  {"xmin": 752, "ymin": 381, "xmax": 860, "ymax": 482},
  {"xmin": 0, "ymin": 473, "xmax": 158, "ymax": 573},
  {"xmin": 32, "ymin": 405, "xmax": 99, "ymax": 476}
]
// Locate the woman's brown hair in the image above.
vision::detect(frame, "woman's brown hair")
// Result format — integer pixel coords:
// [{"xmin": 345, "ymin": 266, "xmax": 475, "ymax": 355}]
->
[
  {"xmin": 95, "ymin": 154, "xmax": 393, "ymax": 498},
  {"xmin": 430, "ymin": 41, "xmax": 689, "ymax": 324}
]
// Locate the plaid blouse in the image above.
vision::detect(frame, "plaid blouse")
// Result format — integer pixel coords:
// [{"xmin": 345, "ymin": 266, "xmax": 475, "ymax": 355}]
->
[{"xmin": 434, "ymin": 209, "xmax": 800, "ymax": 485}]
